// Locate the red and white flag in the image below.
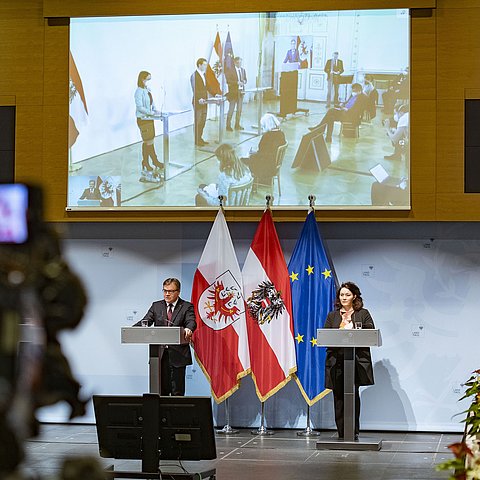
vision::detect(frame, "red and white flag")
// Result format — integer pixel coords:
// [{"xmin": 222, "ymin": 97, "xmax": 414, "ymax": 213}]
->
[
  {"xmin": 242, "ymin": 209, "xmax": 297, "ymax": 401},
  {"xmin": 192, "ymin": 209, "xmax": 250, "ymax": 403},
  {"xmin": 69, "ymin": 52, "xmax": 88, "ymax": 148},
  {"xmin": 206, "ymin": 32, "xmax": 222, "ymax": 96}
]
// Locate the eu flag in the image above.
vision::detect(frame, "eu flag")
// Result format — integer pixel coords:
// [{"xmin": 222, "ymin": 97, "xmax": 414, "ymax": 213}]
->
[
  {"xmin": 288, "ymin": 211, "xmax": 336, "ymax": 405},
  {"xmin": 223, "ymin": 32, "xmax": 234, "ymax": 72}
]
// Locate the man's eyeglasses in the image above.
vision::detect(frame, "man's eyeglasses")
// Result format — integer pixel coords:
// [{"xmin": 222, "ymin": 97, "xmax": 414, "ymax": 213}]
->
[{"xmin": 163, "ymin": 289, "xmax": 178, "ymax": 294}]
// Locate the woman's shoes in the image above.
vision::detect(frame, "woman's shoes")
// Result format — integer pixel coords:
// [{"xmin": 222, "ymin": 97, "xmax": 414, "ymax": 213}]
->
[{"xmin": 139, "ymin": 169, "xmax": 163, "ymax": 184}]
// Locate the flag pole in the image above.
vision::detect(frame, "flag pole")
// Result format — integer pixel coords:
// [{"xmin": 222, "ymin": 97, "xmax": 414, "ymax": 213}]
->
[
  {"xmin": 68, "ymin": 146, "xmax": 82, "ymax": 173},
  {"xmin": 251, "ymin": 401, "xmax": 274, "ymax": 436},
  {"xmin": 297, "ymin": 404, "xmax": 320, "ymax": 437},
  {"xmin": 216, "ymin": 397, "xmax": 239, "ymax": 435}
]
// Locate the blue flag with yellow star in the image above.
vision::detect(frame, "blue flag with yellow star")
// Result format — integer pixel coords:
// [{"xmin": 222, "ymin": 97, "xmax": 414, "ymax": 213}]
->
[{"xmin": 288, "ymin": 211, "xmax": 336, "ymax": 406}]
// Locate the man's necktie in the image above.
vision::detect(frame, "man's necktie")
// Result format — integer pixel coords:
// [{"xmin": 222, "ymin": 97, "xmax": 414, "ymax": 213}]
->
[{"xmin": 167, "ymin": 304, "xmax": 173, "ymax": 323}]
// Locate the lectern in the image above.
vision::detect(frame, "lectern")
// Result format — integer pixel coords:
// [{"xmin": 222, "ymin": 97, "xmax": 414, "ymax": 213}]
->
[
  {"xmin": 121, "ymin": 327, "xmax": 188, "ymax": 394},
  {"xmin": 316, "ymin": 328, "xmax": 382, "ymax": 451}
]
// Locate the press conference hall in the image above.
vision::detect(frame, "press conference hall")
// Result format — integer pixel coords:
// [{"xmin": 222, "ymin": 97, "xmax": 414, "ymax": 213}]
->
[{"xmin": 1, "ymin": 1, "xmax": 480, "ymax": 480}]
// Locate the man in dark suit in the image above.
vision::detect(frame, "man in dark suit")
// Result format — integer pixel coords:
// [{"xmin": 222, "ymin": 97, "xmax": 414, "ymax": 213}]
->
[
  {"xmin": 134, "ymin": 277, "xmax": 196, "ymax": 396},
  {"xmin": 225, "ymin": 56, "xmax": 247, "ymax": 131},
  {"xmin": 309, "ymin": 83, "xmax": 366, "ymax": 142},
  {"xmin": 283, "ymin": 38, "xmax": 300, "ymax": 64},
  {"xmin": 79, "ymin": 180, "xmax": 100, "ymax": 200},
  {"xmin": 190, "ymin": 58, "xmax": 216, "ymax": 147},
  {"xmin": 324, "ymin": 52, "xmax": 344, "ymax": 107}
]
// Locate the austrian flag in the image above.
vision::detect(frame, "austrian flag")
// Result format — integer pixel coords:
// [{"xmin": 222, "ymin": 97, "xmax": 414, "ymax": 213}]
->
[
  {"xmin": 242, "ymin": 209, "xmax": 297, "ymax": 401},
  {"xmin": 192, "ymin": 210, "xmax": 250, "ymax": 403}
]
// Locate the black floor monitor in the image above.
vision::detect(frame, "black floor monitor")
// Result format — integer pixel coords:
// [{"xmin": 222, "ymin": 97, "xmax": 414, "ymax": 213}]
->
[
  {"xmin": 291, "ymin": 124, "xmax": 331, "ymax": 171},
  {"xmin": 93, "ymin": 394, "xmax": 216, "ymax": 466}
]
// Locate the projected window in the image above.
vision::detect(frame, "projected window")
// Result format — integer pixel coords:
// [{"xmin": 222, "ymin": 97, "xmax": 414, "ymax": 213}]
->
[{"xmin": 68, "ymin": 9, "xmax": 410, "ymax": 210}]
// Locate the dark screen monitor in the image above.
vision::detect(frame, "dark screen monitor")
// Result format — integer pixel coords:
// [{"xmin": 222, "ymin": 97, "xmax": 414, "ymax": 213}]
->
[
  {"xmin": 93, "ymin": 394, "xmax": 216, "ymax": 462},
  {"xmin": 291, "ymin": 124, "xmax": 331, "ymax": 171},
  {"xmin": 93, "ymin": 395, "xmax": 144, "ymax": 459}
]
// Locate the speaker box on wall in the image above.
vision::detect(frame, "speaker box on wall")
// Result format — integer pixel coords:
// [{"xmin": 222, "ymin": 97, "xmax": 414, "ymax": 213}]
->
[
  {"xmin": 0, "ymin": 106, "xmax": 15, "ymax": 183},
  {"xmin": 465, "ymin": 100, "xmax": 480, "ymax": 193}
]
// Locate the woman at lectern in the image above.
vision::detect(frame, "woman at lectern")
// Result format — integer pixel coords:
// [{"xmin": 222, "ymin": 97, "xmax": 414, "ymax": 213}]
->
[
  {"xmin": 324, "ymin": 281, "xmax": 375, "ymax": 440},
  {"xmin": 134, "ymin": 70, "xmax": 164, "ymax": 184}
]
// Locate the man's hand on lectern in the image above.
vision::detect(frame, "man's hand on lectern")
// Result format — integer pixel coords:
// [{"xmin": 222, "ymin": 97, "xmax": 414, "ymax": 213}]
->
[{"xmin": 184, "ymin": 328, "xmax": 193, "ymax": 342}]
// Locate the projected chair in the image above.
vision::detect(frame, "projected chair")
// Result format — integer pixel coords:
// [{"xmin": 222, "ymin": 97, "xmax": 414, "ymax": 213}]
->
[
  {"xmin": 253, "ymin": 142, "xmax": 288, "ymax": 196},
  {"xmin": 227, "ymin": 177, "xmax": 253, "ymax": 206}
]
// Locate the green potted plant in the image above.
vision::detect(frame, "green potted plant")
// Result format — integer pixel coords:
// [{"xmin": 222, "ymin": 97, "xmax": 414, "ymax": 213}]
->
[{"xmin": 436, "ymin": 369, "xmax": 480, "ymax": 479}]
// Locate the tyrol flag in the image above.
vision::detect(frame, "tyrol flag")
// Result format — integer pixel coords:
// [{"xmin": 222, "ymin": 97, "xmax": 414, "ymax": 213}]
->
[
  {"xmin": 288, "ymin": 211, "xmax": 337, "ymax": 405},
  {"xmin": 68, "ymin": 52, "xmax": 88, "ymax": 148},
  {"xmin": 242, "ymin": 209, "xmax": 297, "ymax": 401},
  {"xmin": 192, "ymin": 209, "xmax": 250, "ymax": 403}
]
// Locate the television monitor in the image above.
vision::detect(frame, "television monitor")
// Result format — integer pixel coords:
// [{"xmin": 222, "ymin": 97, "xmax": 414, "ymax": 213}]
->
[
  {"xmin": 93, "ymin": 394, "xmax": 216, "ymax": 462},
  {"xmin": 0, "ymin": 184, "xmax": 29, "ymax": 244},
  {"xmin": 291, "ymin": 124, "xmax": 331, "ymax": 171},
  {"xmin": 68, "ymin": 8, "xmax": 410, "ymax": 209}
]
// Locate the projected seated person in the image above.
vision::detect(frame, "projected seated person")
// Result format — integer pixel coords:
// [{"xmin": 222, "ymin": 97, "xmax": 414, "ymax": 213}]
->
[
  {"xmin": 362, "ymin": 74, "xmax": 378, "ymax": 120},
  {"xmin": 383, "ymin": 104, "xmax": 409, "ymax": 160},
  {"xmin": 243, "ymin": 113, "xmax": 286, "ymax": 187},
  {"xmin": 133, "ymin": 278, "xmax": 196, "ymax": 396},
  {"xmin": 324, "ymin": 282, "xmax": 375, "ymax": 440},
  {"xmin": 371, "ymin": 177, "xmax": 408, "ymax": 206},
  {"xmin": 195, "ymin": 143, "xmax": 252, "ymax": 206},
  {"xmin": 308, "ymin": 83, "xmax": 366, "ymax": 142},
  {"xmin": 382, "ymin": 67, "xmax": 409, "ymax": 114},
  {"xmin": 79, "ymin": 180, "xmax": 100, "ymax": 201}
]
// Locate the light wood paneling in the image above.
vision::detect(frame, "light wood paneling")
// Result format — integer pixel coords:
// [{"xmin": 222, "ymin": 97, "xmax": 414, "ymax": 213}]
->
[{"xmin": 43, "ymin": 0, "xmax": 436, "ymax": 18}]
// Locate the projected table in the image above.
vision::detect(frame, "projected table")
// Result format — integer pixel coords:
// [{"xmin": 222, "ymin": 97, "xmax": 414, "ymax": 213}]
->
[
  {"xmin": 243, "ymin": 86, "xmax": 271, "ymax": 136},
  {"xmin": 316, "ymin": 328, "xmax": 382, "ymax": 451},
  {"xmin": 121, "ymin": 326, "xmax": 188, "ymax": 394},
  {"xmin": 151, "ymin": 111, "xmax": 188, "ymax": 180}
]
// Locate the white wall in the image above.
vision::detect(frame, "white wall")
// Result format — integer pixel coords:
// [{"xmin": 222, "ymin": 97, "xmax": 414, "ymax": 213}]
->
[{"xmin": 37, "ymin": 222, "xmax": 477, "ymax": 433}]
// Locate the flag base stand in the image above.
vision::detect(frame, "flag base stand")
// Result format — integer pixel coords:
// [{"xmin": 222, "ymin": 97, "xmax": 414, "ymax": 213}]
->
[
  {"xmin": 251, "ymin": 425, "xmax": 274, "ymax": 436},
  {"xmin": 216, "ymin": 398, "xmax": 239, "ymax": 434},
  {"xmin": 216, "ymin": 424, "xmax": 239, "ymax": 435},
  {"xmin": 296, "ymin": 405, "xmax": 320, "ymax": 436},
  {"xmin": 250, "ymin": 402, "xmax": 274, "ymax": 435},
  {"xmin": 297, "ymin": 426, "xmax": 320, "ymax": 437}
]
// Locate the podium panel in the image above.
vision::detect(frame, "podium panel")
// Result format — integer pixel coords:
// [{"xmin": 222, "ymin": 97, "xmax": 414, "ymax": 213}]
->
[
  {"xmin": 316, "ymin": 328, "xmax": 382, "ymax": 451},
  {"xmin": 121, "ymin": 326, "xmax": 187, "ymax": 345}
]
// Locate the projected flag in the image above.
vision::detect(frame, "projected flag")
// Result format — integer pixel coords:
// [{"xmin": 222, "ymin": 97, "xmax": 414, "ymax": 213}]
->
[{"xmin": 68, "ymin": 52, "xmax": 88, "ymax": 148}]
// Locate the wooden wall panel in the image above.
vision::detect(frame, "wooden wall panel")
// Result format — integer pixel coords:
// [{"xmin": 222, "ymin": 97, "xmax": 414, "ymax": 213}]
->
[{"xmin": 43, "ymin": 0, "xmax": 436, "ymax": 18}]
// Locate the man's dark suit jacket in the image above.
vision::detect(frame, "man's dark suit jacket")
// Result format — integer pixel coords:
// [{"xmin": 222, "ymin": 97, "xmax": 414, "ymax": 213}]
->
[
  {"xmin": 135, "ymin": 298, "xmax": 197, "ymax": 367},
  {"xmin": 225, "ymin": 67, "xmax": 246, "ymax": 101},
  {"xmin": 323, "ymin": 308, "xmax": 375, "ymax": 389},
  {"xmin": 324, "ymin": 58, "xmax": 345, "ymax": 81},
  {"xmin": 190, "ymin": 71, "xmax": 215, "ymax": 108},
  {"xmin": 79, "ymin": 188, "xmax": 100, "ymax": 200},
  {"xmin": 343, "ymin": 93, "xmax": 368, "ymax": 123}
]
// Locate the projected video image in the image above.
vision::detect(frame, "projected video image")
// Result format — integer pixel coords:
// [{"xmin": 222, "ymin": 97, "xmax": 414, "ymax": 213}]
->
[{"xmin": 68, "ymin": 9, "xmax": 410, "ymax": 209}]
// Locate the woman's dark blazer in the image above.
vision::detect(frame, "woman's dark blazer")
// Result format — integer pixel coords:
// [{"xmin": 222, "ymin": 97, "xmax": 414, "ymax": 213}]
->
[{"xmin": 323, "ymin": 308, "xmax": 375, "ymax": 389}]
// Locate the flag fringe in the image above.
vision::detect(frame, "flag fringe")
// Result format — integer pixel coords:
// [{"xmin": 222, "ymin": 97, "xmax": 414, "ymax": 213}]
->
[
  {"xmin": 250, "ymin": 365, "xmax": 297, "ymax": 403},
  {"xmin": 194, "ymin": 351, "xmax": 251, "ymax": 404},
  {"xmin": 293, "ymin": 374, "xmax": 331, "ymax": 406}
]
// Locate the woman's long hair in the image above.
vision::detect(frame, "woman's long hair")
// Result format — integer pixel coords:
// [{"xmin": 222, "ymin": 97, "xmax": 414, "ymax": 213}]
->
[
  {"xmin": 137, "ymin": 71, "xmax": 150, "ymax": 88},
  {"xmin": 215, "ymin": 143, "xmax": 250, "ymax": 180},
  {"xmin": 335, "ymin": 281, "xmax": 364, "ymax": 311}
]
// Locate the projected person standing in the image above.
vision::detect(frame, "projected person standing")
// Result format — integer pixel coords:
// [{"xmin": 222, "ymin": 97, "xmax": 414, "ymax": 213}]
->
[
  {"xmin": 134, "ymin": 71, "xmax": 164, "ymax": 184},
  {"xmin": 324, "ymin": 52, "xmax": 344, "ymax": 108},
  {"xmin": 225, "ymin": 57, "xmax": 247, "ymax": 131},
  {"xmin": 134, "ymin": 278, "xmax": 196, "ymax": 396},
  {"xmin": 190, "ymin": 58, "xmax": 216, "ymax": 147}
]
